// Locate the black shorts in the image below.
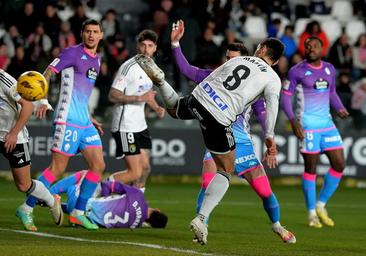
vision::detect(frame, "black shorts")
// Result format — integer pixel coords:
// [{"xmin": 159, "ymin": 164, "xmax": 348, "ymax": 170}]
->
[
  {"xmin": 112, "ymin": 129, "xmax": 152, "ymax": 158},
  {"xmin": 0, "ymin": 141, "xmax": 31, "ymax": 168},
  {"xmin": 176, "ymin": 95, "xmax": 235, "ymax": 154}
]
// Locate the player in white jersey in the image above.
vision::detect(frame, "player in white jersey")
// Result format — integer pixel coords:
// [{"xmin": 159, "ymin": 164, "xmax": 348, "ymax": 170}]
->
[
  {"xmin": 108, "ymin": 29, "xmax": 165, "ymax": 192},
  {"xmin": 171, "ymin": 20, "xmax": 295, "ymax": 244},
  {"xmin": 136, "ymin": 38, "xmax": 285, "ymax": 245},
  {"xmin": 0, "ymin": 69, "xmax": 62, "ymax": 231}
]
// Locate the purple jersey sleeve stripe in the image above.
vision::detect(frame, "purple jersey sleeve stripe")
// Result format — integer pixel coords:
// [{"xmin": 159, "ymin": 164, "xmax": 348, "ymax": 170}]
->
[{"xmin": 280, "ymin": 93, "xmax": 295, "ymax": 120}]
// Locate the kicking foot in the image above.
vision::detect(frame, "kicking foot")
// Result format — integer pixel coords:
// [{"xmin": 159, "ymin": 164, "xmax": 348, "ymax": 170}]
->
[
  {"xmin": 189, "ymin": 216, "xmax": 208, "ymax": 245},
  {"xmin": 69, "ymin": 214, "xmax": 98, "ymax": 230},
  {"xmin": 135, "ymin": 54, "xmax": 165, "ymax": 86},
  {"xmin": 272, "ymin": 225, "xmax": 296, "ymax": 243},
  {"xmin": 316, "ymin": 206, "xmax": 335, "ymax": 227},
  {"xmin": 308, "ymin": 215, "xmax": 323, "ymax": 228},
  {"xmin": 50, "ymin": 194, "xmax": 63, "ymax": 226},
  {"xmin": 16, "ymin": 207, "xmax": 37, "ymax": 232}
]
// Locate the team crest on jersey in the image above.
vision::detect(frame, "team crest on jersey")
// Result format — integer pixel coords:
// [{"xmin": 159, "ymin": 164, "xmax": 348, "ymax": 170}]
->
[
  {"xmin": 305, "ymin": 70, "xmax": 312, "ymax": 76},
  {"xmin": 81, "ymin": 54, "xmax": 88, "ymax": 60},
  {"xmin": 313, "ymin": 78, "xmax": 329, "ymax": 91},
  {"xmin": 86, "ymin": 67, "xmax": 98, "ymax": 83},
  {"xmin": 325, "ymin": 67, "xmax": 331, "ymax": 75}
]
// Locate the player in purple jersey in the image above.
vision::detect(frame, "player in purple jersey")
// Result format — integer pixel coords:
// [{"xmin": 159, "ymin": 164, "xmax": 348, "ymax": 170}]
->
[
  {"xmin": 281, "ymin": 36, "xmax": 349, "ymax": 228},
  {"xmin": 171, "ymin": 20, "xmax": 295, "ymax": 244},
  {"xmin": 49, "ymin": 171, "xmax": 168, "ymax": 229},
  {"xmin": 16, "ymin": 20, "xmax": 105, "ymax": 230}
]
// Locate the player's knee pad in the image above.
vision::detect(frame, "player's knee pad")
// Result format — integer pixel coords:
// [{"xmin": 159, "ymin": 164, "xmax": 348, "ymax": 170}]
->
[
  {"xmin": 201, "ymin": 172, "xmax": 215, "ymax": 189},
  {"xmin": 250, "ymin": 175, "xmax": 273, "ymax": 198}
]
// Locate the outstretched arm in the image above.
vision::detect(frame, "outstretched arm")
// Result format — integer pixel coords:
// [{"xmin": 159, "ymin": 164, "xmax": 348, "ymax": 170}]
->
[{"xmin": 171, "ymin": 19, "xmax": 212, "ymax": 83}]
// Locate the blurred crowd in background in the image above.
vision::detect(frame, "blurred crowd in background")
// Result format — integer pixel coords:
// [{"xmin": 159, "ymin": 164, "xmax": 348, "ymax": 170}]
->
[{"xmin": 1, "ymin": 0, "xmax": 366, "ymax": 132}]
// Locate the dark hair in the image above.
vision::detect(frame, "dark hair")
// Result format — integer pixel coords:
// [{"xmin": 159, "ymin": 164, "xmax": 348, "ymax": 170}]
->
[
  {"xmin": 146, "ymin": 210, "xmax": 168, "ymax": 228},
  {"xmin": 227, "ymin": 42, "xmax": 248, "ymax": 56},
  {"xmin": 81, "ymin": 19, "xmax": 103, "ymax": 32},
  {"xmin": 260, "ymin": 37, "xmax": 284, "ymax": 62},
  {"xmin": 305, "ymin": 36, "xmax": 323, "ymax": 47},
  {"xmin": 137, "ymin": 29, "xmax": 158, "ymax": 44}
]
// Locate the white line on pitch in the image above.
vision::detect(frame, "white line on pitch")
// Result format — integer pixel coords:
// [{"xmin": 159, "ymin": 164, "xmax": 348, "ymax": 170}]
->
[
  {"xmin": 1, "ymin": 198, "xmax": 365, "ymax": 209},
  {"xmin": 0, "ymin": 228, "xmax": 216, "ymax": 256}
]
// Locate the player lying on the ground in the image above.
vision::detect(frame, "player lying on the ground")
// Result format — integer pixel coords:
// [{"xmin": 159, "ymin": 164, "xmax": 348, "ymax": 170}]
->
[
  {"xmin": 49, "ymin": 171, "xmax": 168, "ymax": 228},
  {"xmin": 0, "ymin": 69, "xmax": 63, "ymax": 232},
  {"xmin": 170, "ymin": 20, "xmax": 295, "ymax": 244}
]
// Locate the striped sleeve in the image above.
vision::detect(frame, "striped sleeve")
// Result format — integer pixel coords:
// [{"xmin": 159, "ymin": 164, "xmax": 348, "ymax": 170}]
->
[
  {"xmin": 0, "ymin": 70, "xmax": 21, "ymax": 102},
  {"xmin": 111, "ymin": 58, "xmax": 136, "ymax": 92}
]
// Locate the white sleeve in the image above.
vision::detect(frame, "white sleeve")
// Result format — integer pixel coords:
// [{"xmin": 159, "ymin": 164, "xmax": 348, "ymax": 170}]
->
[
  {"xmin": 111, "ymin": 64, "xmax": 129, "ymax": 92},
  {"xmin": 0, "ymin": 70, "xmax": 21, "ymax": 102},
  {"xmin": 263, "ymin": 77, "xmax": 281, "ymax": 138}
]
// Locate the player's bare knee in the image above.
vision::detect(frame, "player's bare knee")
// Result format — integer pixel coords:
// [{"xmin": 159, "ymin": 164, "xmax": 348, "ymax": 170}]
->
[
  {"xmin": 91, "ymin": 162, "xmax": 105, "ymax": 174},
  {"xmin": 332, "ymin": 162, "xmax": 345, "ymax": 172}
]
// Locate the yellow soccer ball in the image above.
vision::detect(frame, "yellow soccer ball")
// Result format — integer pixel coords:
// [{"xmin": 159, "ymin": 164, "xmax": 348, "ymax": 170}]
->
[{"xmin": 17, "ymin": 71, "xmax": 49, "ymax": 101}]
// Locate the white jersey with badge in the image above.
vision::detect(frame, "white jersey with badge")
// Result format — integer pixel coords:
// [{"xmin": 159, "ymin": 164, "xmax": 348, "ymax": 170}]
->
[
  {"xmin": 111, "ymin": 56, "xmax": 154, "ymax": 133},
  {"xmin": 0, "ymin": 69, "xmax": 29, "ymax": 143},
  {"xmin": 192, "ymin": 56, "xmax": 281, "ymax": 138}
]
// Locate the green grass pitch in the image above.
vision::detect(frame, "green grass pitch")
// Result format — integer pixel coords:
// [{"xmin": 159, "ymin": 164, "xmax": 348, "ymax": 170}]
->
[{"xmin": 0, "ymin": 178, "xmax": 365, "ymax": 256}]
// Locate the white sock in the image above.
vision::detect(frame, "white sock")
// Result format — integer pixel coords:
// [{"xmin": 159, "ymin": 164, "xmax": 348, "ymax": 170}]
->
[
  {"xmin": 139, "ymin": 187, "xmax": 146, "ymax": 193},
  {"xmin": 158, "ymin": 81, "xmax": 179, "ymax": 109},
  {"xmin": 71, "ymin": 209, "xmax": 84, "ymax": 216},
  {"xmin": 21, "ymin": 203, "xmax": 34, "ymax": 213},
  {"xmin": 272, "ymin": 221, "xmax": 282, "ymax": 229},
  {"xmin": 199, "ymin": 171, "xmax": 231, "ymax": 221},
  {"xmin": 316, "ymin": 201, "xmax": 326, "ymax": 208},
  {"xmin": 28, "ymin": 180, "xmax": 55, "ymax": 207},
  {"xmin": 309, "ymin": 209, "xmax": 317, "ymax": 216}
]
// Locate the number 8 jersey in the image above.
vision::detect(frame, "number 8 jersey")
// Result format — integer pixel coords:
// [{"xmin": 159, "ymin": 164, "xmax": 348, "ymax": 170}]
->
[{"xmin": 192, "ymin": 56, "xmax": 281, "ymax": 138}]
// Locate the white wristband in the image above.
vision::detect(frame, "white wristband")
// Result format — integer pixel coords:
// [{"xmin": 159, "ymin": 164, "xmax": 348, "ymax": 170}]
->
[
  {"xmin": 171, "ymin": 41, "xmax": 180, "ymax": 48},
  {"xmin": 40, "ymin": 99, "xmax": 49, "ymax": 105}
]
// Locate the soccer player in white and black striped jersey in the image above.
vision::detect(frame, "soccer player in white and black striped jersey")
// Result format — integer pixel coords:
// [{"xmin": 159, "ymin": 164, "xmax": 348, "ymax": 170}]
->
[{"xmin": 0, "ymin": 69, "xmax": 63, "ymax": 231}]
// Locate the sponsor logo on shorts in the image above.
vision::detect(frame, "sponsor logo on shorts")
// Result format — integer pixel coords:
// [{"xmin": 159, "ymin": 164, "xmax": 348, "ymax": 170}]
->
[
  {"xmin": 201, "ymin": 83, "xmax": 228, "ymax": 111},
  {"xmin": 13, "ymin": 151, "xmax": 24, "ymax": 158},
  {"xmin": 324, "ymin": 135, "xmax": 341, "ymax": 142},
  {"xmin": 235, "ymin": 154, "xmax": 256, "ymax": 164},
  {"xmin": 86, "ymin": 134, "xmax": 100, "ymax": 143}
]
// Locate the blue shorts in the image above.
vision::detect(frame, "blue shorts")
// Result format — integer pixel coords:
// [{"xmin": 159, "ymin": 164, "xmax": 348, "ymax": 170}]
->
[
  {"xmin": 300, "ymin": 126, "xmax": 343, "ymax": 154},
  {"xmin": 51, "ymin": 123, "xmax": 102, "ymax": 156},
  {"xmin": 203, "ymin": 143, "xmax": 262, "ymax": 177}
]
